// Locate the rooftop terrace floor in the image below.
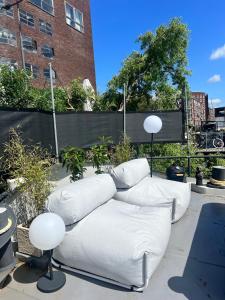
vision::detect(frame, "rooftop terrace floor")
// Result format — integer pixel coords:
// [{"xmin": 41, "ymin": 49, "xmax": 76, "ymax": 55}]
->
[{"xmin": 1, "ymin": 191, "xmax": 225, "ymax": 300}]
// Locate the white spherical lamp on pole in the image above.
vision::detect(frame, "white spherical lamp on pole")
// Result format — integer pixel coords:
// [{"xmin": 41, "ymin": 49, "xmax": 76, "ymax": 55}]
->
[
  {"xmin": 29, "ymin": 213, "xmax": 66, "ymax": 293},
  {"xmin": 143, "ymin": 115, "xmax": 162, "ymax": 177}
]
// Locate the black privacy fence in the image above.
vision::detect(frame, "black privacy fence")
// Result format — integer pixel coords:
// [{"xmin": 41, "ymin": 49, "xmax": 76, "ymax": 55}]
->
[{"xmin": 0, "ymin": 109, "xmax": 185, "ymax": 155}]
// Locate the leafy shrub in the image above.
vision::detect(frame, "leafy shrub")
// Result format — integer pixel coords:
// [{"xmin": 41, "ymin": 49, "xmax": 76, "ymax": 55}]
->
[
  {"xmin": 112, "ymin": 134, "xmax": 135, "ymax": 166},
  {"xmin": 61, "ymin": 146, "xmax": 86, "ymax": 181},
  {"xmin": 29, "ymin": 87, "xmax": 69, "ymax": 112},
  {"xmin": 69, "ymin": 78, "xmax": 87, "ymax": 111},
  {"xmin": 0, "ymin": 65, "xmax": 33, "ymax": 108},
  {"xmin": 90, "ymin": 136, "xmax": 113, "ymax": 174},
  {"xmin": 3, "ymin": 128, "xmax": 52, "ymax": 220}
]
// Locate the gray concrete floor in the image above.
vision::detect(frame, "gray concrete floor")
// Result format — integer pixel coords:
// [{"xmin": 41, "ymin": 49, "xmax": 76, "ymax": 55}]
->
[{"xmin": 1, "ymin": 192, "xmax": 225, "ymax": 300}]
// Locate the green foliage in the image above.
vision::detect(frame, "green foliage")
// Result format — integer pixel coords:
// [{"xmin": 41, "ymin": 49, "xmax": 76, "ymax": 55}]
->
[
  {"xmin": 93, "ymin": 89, "xmax": 123, "ymax": 111},
  {"xmin": 98, "ymin": 18, "xmax": 190, "ymax": 111},
  {"xmin": 0, "ymin": 66, "xmax": 92, "ymax": 112},
  {"xmin": 29, "ymin": 87, "xmax": 69, "ymax": 112},
  {"xmin": 138, "ymin": 141, "xmax": 225, "ymax": 178},
  {"xmin": 61, "ymin": 146, "xmax": 86, "ymax": 181},
  {"xmin": 90, "ymin": 136, "xmax": 113, "ymax": 174},
  {"xmin": 0, "ymin": 65, "xmax": 33, "ymax": 108},
  {"xmin": 112, "ymin": 134, "xmax": 135, "ymax": 166},
  {"xmin": 70, "ymin": 78, "xmax": 88, "ymax": 111},
  {"xmin": 2, "ymin": 128, "xmax": 52, "ymax": 218}
]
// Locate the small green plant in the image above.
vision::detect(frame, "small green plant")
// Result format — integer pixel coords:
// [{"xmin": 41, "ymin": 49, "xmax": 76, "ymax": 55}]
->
[
  {"xmin": 61, "ymin": 146, "xmax": 86, "ymax": 181},
  {"xmin": 112, "ymin": 134, "xmax": 135, "ymax": 166},
  {"xmin": 3, "ymin": 128, "xmax": 52, "ymax": 221},
  {"xmin": 90, "ymin": 136, "xmax": 113, "ymax": 174}
]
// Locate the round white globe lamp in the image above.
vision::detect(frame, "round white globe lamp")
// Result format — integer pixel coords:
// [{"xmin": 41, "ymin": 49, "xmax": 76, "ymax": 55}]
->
[
  {"xmin": 29, "ymin": 213, "xmax": 66, "ymax": 293},
  {"xmin": 143, "ymin": 115, "xmax": 162, "ymax": 177}
]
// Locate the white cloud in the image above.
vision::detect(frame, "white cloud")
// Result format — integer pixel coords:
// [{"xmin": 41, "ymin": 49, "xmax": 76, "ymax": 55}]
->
[
  {"xmin": 210, "ymin": 44, "xmax": 225, "ymax": 60},
  {"xmin": 208, "ymin": 98, "xmax": 222, "ymax": 108},
  {"xmin": 208, "ymin": 74, "xmax": 221, "ymax": 83}
]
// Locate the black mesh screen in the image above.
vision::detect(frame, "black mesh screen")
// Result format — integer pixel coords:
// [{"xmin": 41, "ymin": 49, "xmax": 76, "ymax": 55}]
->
[
  {"xmin": 0, "ymin": 109, "xmax": 184, "ymax": 154},
  {"xmin": 126, "ymin": 111, "xmax": 184, "ymax": 143},
  {"xmin": 0, "ymin": 109, "xmax": 55, "ymax": 153}
]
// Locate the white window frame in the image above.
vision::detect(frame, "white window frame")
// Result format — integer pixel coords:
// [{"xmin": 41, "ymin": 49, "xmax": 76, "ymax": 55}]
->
[
  {"xmin": 0, "ymin": 0, "xmax": 14, "ymax": 17},
  {"xmin": 65, "ymin": 2, "xmax": 84, "ymax": 33},
  {"xmin": 39, "ymin": 19, "xmax": 52, "ymax": 36},
  {"xmin": 25, "ymin": 63, "xmax": 39, "ymax": 79},
  {"xmin": 41, "ymin": 44, "xmax": 54, "ymax": 58},
  {"xmin": 0, "ymin": 57, "xmax": 17, "ymax": 68},
  {"xmin": 30, "ymin": 0, "xmax": 54, "ymax": 15},
  {"xmin": 22, "ymin": 35, "xmax": 37, "ymax": 52},
  {"xmin": 0, "ymin": 27, "xmax": 17, "ymax": 46},
  {"xmin": 19, "ymin": 9, "xmax": 35, "ymax": 27},
  {"xmin": 44, "ymin": 67, "xmax": 56, "ymax": 80}
]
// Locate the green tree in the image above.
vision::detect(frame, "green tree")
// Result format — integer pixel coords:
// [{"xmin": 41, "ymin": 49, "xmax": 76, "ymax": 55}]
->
[
  {"xmin": 70, "ymin": 78, "xmax": 88, "ymax": 111},
  {"xmin": 0, "ymin": 65, "xmax": 33, "ymax": 108},
  {"xmin": 100, "ymin": 18, "xmax": 190, "ymax": 111},
  {"xmin": 29, "ymin": 87, "xmax": 69, "ymax": 112}
]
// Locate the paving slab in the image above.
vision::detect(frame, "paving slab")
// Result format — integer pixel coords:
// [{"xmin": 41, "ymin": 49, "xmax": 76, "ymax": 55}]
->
[{"xmin": 2, "ymin": 192, "xmax": 225, "ymax": 300}]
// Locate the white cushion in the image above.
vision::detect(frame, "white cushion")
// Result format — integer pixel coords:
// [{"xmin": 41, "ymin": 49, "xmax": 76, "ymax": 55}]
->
[
  {"xmin": 115, "ymin": 176, "xmax": 191, "ymax": 222},
  {"xmin": 110, "ymin": 158, "xmax": 150, "ymax": 189},
  {"xmin": 46, "ymin": 174, "xmax": 116, "ymax": 225},
  {"xmin": 53, "ymin": 199, "xmax": 171, "ymax": 288}
]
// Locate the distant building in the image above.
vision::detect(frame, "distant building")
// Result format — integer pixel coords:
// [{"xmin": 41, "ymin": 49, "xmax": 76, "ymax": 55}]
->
[
  {"xmin": 190, "ymin": 92, "xmax": 208, "ymax": 128},
  {"xmin": 208, "ymin": 108, "xmax": 215, "ymax": 121},
  {"xmin": 0, "ymin": 0, "xmax": 96, "ymax": 88},
  {"xmin": 215, "ymin": 107, "xmax": 225, "ymax": 130}
]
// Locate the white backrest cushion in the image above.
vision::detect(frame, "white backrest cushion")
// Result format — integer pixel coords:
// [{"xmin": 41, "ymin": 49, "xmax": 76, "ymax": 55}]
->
[
  {"xmin": 46, "ymin": 174, "xmax": 116, "ymax": 225},
  {"xmin": 110, "ymin": 158, "xmax": 150, "ymax": 189}
]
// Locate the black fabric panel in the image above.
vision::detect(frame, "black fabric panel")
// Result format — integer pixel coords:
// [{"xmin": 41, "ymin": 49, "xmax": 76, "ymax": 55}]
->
[
  {"xmin": 56, "ymin": 112, "xmax": 123, "ymax": 149},
  {"xmin": 0, "ymin": 110, "xmax": 55, "ymax": 154},
  {"xmin": 126, "ymin": 111, "xmax": 184, "ymax": 143},
  {"xmin": 0, "ymin": 110, "xmax": 184, "ymax": 155}
]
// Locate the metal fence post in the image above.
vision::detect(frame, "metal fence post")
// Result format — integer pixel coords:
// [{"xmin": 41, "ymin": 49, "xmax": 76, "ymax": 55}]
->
[{"xmin": 49, "ymin": 62, "xmax": 59, "ymax": 159}]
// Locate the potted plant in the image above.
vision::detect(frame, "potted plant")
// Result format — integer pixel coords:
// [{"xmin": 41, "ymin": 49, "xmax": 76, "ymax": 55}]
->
[
  {"xmin": 3, "ymin": 129, "xmax": 52, "ymax": 257},
  {"xmin": 60, "ymin": 146, "xmax": 86, "ymax": 181},
  {"xmin": 90, "ymin": 136, "xmax": 113, "ymax": 174}
]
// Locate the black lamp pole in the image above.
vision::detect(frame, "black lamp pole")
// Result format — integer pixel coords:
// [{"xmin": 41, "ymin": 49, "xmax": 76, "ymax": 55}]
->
[{"xmin": 150, "ymin": 133, "xmax": 153, "ymax": 177}]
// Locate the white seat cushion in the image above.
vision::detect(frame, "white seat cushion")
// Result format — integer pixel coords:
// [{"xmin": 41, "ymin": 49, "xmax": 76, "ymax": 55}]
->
[
  {"xmin": 115, "ymin": 176, "xmax": 191, "ymax": 222},
  {"xmin": 53, "ymin": 199, "xmax": 171, "ymax": 288}
]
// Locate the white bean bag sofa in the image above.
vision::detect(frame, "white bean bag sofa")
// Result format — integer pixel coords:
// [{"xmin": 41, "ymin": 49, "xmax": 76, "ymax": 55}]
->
[
  {"xmin": 46, "ymin": 174, "xmax": 172, "ymax": 291},
  {"xmin": 110, "ymin": 158, "xmax": 191, "ymax": 223}
]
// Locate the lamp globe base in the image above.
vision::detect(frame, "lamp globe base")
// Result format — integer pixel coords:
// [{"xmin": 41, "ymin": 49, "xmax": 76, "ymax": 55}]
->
[{"xmin": 37, "ymin": 271, "xmax": 66, "ymax": 293}]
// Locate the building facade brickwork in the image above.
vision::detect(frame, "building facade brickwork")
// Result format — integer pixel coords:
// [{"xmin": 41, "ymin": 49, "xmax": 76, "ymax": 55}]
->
[
  {"xmin": 0, "ymin": 0, "xmax": 96, "ymax": 89},
  {"xmin": 190, "ymin": 92, "xmax": 208, "ymax": 128}
]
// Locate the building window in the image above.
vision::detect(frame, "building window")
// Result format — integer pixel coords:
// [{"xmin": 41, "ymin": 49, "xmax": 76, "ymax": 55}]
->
[
  {"xmin": 44, "ymin": 67, "xmax": 56, "ymax": 80},
  {"xmin": 65, "ymin": 2, "xmax": 84, "ymax": 32},
  {"xmin": 39, "ymin": 19, "xmax": 52, "ymax": 35},
  {"xmin": 22, "ymin": 35, "xmax": 37, "ymax": 52},
  {"xmin": 0, "ymin": 0, "xmax": 14, "ymax": 17},
  {"xmin": 30, "ymin": 0, "xmax": 54, "ymax": 15},
  {"xmin": 0, "ymin": 27, "xmax": 16, "ymax": 46},
  {"xmin": 25, "ymin": 63, "xmax": 39, "ymax": 78},
  {"xmin": 0, "ymin": 57, "xmax": 17, "ymax": 68},
  {"xmin": 41, "ymin": 44, "xmax": 54, "ymax": 58},
  {"xmin": 19, "ymin": 9, "xmax": 35, "ymax": 27}
]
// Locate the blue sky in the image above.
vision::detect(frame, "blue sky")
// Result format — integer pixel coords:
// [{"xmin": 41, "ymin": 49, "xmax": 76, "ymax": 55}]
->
[{"xmin": 90, "ymin": 0, "xmax": 225, "ymax": 108}]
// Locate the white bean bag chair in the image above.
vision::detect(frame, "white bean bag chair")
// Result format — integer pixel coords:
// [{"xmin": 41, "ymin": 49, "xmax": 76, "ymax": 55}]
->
[
  {"xmin": 52, "ymin": 199, "xmax": 172, "ymax": 291},
  {"xmin": 110, "ymin": 158, "xmax": 191, "ymax": 223},
  {"xmin": 47, "ymin": 174, "xmax": 172, "ymax": 290}
]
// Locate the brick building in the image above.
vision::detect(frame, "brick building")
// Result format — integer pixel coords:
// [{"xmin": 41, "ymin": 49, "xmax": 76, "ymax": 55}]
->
[
  {"xmin": 190, "ymin": 92, "xmax": 208, "ymax": 128},
  {"xmin": 0, "ymin": 0, "xmax": 96, "ymax": 88}
]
